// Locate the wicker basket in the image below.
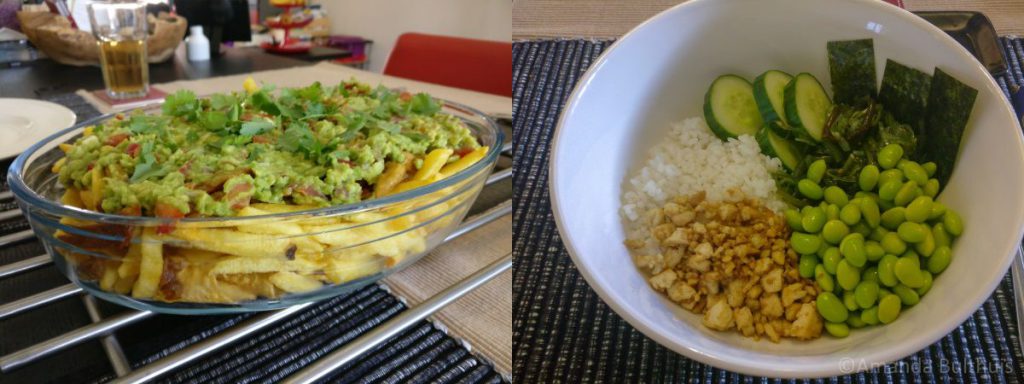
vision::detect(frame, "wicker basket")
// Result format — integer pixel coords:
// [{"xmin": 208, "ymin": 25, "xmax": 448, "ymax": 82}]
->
[{"xmin": 16, "ymin": 10, "xmax": 187, "ymax": 66}]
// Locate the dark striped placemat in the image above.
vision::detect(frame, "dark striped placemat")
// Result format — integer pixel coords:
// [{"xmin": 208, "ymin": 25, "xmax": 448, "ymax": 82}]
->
[
  {"xmin": 0, "ymin": 94, "xmax": 508, "ymax": 384},
  {"xmin": 512, "ymin": 38, "xmax": 1024, "ymax": 382}
]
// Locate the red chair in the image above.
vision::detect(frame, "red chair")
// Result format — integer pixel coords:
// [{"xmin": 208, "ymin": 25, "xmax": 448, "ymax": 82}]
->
[{"xmin": 383, "ymin": 32, "xmax": 512, "ymax": 97}]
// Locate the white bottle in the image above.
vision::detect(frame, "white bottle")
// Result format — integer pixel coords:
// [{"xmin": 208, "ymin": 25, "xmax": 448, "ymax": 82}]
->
[{"xmin": 186, "ymin": 25, "xmax": 211, "ymax": 62}]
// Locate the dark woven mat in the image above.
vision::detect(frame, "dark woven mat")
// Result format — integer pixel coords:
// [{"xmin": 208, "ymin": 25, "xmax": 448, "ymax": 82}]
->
[
  {"xmin": 512, "ymin": 38, "xmax": 1024, "ymax": 382},
  {"xmin": 0, "ymin": 94, "xmax": 509, "ymax": 384}
]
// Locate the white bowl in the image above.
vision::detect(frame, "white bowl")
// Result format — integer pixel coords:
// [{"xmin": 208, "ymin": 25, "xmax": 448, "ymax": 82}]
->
[{"xmin": 549, "ymin": 0, "xmax": 1024, "ymax": 378}]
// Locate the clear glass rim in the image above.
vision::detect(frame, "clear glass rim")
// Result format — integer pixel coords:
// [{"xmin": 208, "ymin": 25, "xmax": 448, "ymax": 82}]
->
[{"xmin": 7, "ymin": 98, "xmax": 504, "ymax": 225}]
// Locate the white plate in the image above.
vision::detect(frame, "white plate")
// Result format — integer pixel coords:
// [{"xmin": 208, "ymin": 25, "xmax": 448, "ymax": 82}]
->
[
  {"xmin": 0, "ymin": 99, "xmax": 77, "ymax": 160},
  {"xmin": 549, "ymin": 0, "xmax": 1024, "ymax": 378}
]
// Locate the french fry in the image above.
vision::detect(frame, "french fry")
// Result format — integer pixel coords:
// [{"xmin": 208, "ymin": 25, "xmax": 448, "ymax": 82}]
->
[
  {"xmin": 210, "ymin": 256, "xmax": 319, "ymax": 275},
  {"xmin": 59, "ymin": 143, "xmax": 74, "ymax": 153},
  {"xmin": 131, "ymin": 228, "xmax": 163, "ymax": 299},
  {"xmin": 91, "ymin": 166, "xmax": 105, "ymax": 207},
  {"xmin": 387, "ymin": 177, "xmax": 436, "ymax": 196},
  {"xmin": 324, "ymin": 253, "xmax": 382, "ymax": 284},
  {"xmin": 51, "ymin": 157, "xmax": 66, "ymax": 173},
  {"xmin": 375, "ymin": 161, "xmax": 410, "ymax": 198},
  {"xmin": 269, "ymin": 271, "xmax": 323, "ymax": 293},
  {"xmin": 169, "ymin": 228, "xmax": 294, "ymax": 258},
  {"xmin": 439, "ymin": 146, "xmax": 488, "ymax": 177},
  {"xmin": 79, "ymin": 189, "xmax": 96, "ymax": 211},
  {"xmin": 412, "ymin": 148, "xmax": 453, "ymax": 181},
  {"xmin": 99, "ymin": 263, "xmax": 119, "ymax": 291},
  {"xmin": 83, "ymin": 126, "xmax": 94, "ymax": 136},
  {"xmin": 118, "ymin": 242, "xmax": 141, "ymax": 279},
  {"xmin": 236, "ymin": 207, "xmax": 324, "ymax": 254},
  {"xmin": 113, "ymin": 275, "xmax": 135, "ymax": 294},
  {"xmin": 248, "ymin": 203, "xmax": 339, "ymax": 226},
  {"xmin": 62, "ymin": 188, "xmax": 84, "ymax": 208}
]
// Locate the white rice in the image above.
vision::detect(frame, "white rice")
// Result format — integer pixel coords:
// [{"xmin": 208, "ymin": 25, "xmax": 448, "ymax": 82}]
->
[{"xmin": 620, "ymin": 117, "xmax": 787, "ymax": 244}]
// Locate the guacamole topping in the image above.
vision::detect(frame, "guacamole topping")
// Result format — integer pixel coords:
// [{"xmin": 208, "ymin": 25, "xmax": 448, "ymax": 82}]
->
[{"xmin": 57, "ymin": 80, "xmax": 480, "ymax": 217}]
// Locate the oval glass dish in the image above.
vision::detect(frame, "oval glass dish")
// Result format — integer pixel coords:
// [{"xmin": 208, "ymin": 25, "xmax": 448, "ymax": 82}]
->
[{"xmin": 8, "ymin": 100, "xmax": 502, "ymax": 314}]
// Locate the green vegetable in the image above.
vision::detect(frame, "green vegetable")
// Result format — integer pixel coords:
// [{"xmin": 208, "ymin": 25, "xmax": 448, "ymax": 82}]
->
[
  {"xmin": 784, "ymin": 208, "xmax": 804, "ymax": 231},
  {"xmin": 932, "ymin": 223, "xmax": 952, "ymax": 248},
  {"xmin": 893, "ymin": 284, "xmax": 921, "ymax": 306},
  {"xmin": 784, "ymin": 73, "xmax": 832, "ymax": 141},
  {"xmin": 837, "ymin": 259, "xmax": 861, "ymax": 290},
  {"xmin": 802, "ymin": 206, "xmax": 827, "ymax": 233},
  {"xmin": 893, "ymin": 181, "xmax": 919, "ymax": 206},
  {"xmin": 894, "ymin": 256, "xmax": 925, "ymax": 288},
  {"xmin": 816, "ymin": 264, "xmax": 836, "ymax": 292},
  {"xmin": 825, "ymin": 322, "xmax": 851, "ymax": 338},
  {"xmin": 916, "ymin": 271, "xmax": 934, "ymax": 296},
  {"xmin": 880, "ymin": 207, "xmax": 905, "ymax": 229},
  {"xmin": 798, "ymin": 179, "xmax": 824, "ymax": 200},
  {"xmin": 877, "ymin": 254, "xmax": 899, "ymax": 287},
  {"xmin": 807, "ymin": 159, "xmax": 827, "ymax": 183},
  {"xmin": 822, "ymin": 220, "xmax": 850, "ymax": 244},
  {"xmin": 791, "ymin": 232, "xmax": 822, "ymax": 254},
  {"xmin": 817, "ymin": 292, "xmax": 849, "ymax": 323},
  {"xmin": 865, "ymin": 241, "xmax": 885, "ymax": 261},
  {"xmin": 840, "ymin": 233, "xmax": 867, "ymax": 267},
  {"xmin": 943, "ymin": 210, "xmax": 964, "ymax": 236},
  {"xmin": 877, "ymin": 59, "xmax": 932, "ymax": 157},
  {"xmin": 921, "ymin": 68, "xmax": 978, "ymax": 187},
  {"xmin": 753, "ymin": 70, "xmax": 794, "ymax": 125},
  {"xmin": 827, "ymin": 39, "xmax": 877, "ymax": 107},
  {"xmin": 755, "ymin": 125, "xmax": 802, "ymax": 171},
  {"xmin": 840, "ymin": 204, "xmax": 861, "ymax": 226},
  {"xmin": 844, "ymin": 291, "xmax": 860, "ymax": 311},
  {"xmin": 847, "ymin": 315, "xmax": 867, "ymax": 329},
  {"xmin": 855, "ymin": 280, "xmax": 879, "ymax": 308},
  {"xmin": 823, "ymin": 247, "xmax": 842, "ymax": 275},
  {"xmin": 704, "ymin": 75, "xmax": 764, "ymax": 139},
  {"xmin": 881, "ymin": 232, "xmax": 907, "ymax": 255},
  {"xmin": 877, "ymin": 294, "xmax": 902, "ymax": 324},
  {"xmin": 859, "ymin": 165, "xmax": 879, "ymax": 191},
  {"xmin": 897, "ymin": 222, "xmax": 926, "ymax": 243},
  {"xmin": 928, "ymin": 246, "xmax": 953, "ymax": 274},
  {"xmin": 824, "ymin": 186, "xmax": 849, "ymax": 206},
  {"xmin": 860, "ymin": 198, "xmax": 881, "ymax": 228},
  {"xmin": 799, "ymin": 254, "xmax": 819, "ymax": 278},
  {"xmin": 861, "ymin": 306, "xmax": 880, "ymax": 325},
  {"xmin": 877, "ymin": 143, "xmax": 904, "ymax": 169}
]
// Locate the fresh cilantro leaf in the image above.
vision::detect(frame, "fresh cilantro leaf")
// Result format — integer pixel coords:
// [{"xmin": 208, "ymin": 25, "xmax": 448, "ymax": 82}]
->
[
  {"xmin": 130, "ymin": 142, "xmax": 164, "ymax": 182},
  {"xmin": 239, "ymin": 120, "xmax": 275, "ymax": 136},
  {"xmin": 198, "ymin": 111, "xmax": 228, "ymax": 131},
  {"xmin": 374, "ymin": 120, "xmax": 401, "ymax": 135},
  {"xmin": 162, "ymin": 90, "xmax": 199, "ymax": 118},
  {"xmin": 405, "ymin": 132, "xmax": 429, "ymax": 142},
  {"xmin": 228, "ymin": 103, "xmax": 241, "ymax": 122},
  {"xmin": 250, "ymin": 90, "xmax": 281, "ymax": 116},
  {"xmin": 409, "ymin": 93, "xmax": 441, "ymax": 115},
  {"xmin": 209, "ymin": 93, "xmax": 236, "ymax": 110},
  {"xmin": 297, "ymin": 82, "xmax": 323, "ymax": 101},
  {"xmin": 339, "ymin": 113, "xmax": 367, "ymax": 142},
  {"xmin": 280, "ymin": 124, "xmax": 317, "ymax": 153},
  {"xmin": 128, "ymin": 115, "xmax": 166, "ymax": 134}
]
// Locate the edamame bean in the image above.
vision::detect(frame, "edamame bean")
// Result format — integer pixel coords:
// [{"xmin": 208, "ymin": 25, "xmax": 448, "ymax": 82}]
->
[
  {"xmin": 928, "ymin": 202, "xmax": 946, "ymax": 221},
  {"xmin": 878, "ymin": 254, "xmax": 899, "ymax": 287},
  {"xmin": 943, "ymin": 210, "xmax": 964, "ymax": 236},
  {"xmin": 824, "ymin": 186, "xmax": 849, "ymax": 206},
  {"xmin": 790, "ymin": 232, "xmax": 821, "ymax": 255},
  {"xmin": 877, "ymin": 294, "xmax": 902, "ymax": 324},
  {"xmin": 865, "ymin": 241, "xmax": 885, "ymax": 261},
  {"xmin": 817, "ymin": 292, "xmax": 849, "ymax": 323},
  {"xmin": 881, "ymin": 232, "xmax": 907, "ymax": 255},
  {"xmin": 932, "ymin": 223, "xmax": 952, "ymax": 248},
  {"xmin": 847, "ymin": 314, "xmax": 867, "ymax": 329},
  {"xmin": 893, "ymin": 284, "xmax": 921, "ymax": 306},
  {"xmin": 914, "ymin": 229, "xmax": 935, "ymax": 257},
  {"xmin": 878, "ymin": 287, "xmax": 893, "ymax": 300},
  {"xmin": 807, "ymin": 159, "xmax": 827, "ymax": 183},
  {"xmin": 823, "ymin": 247, "xmax": 842, "ymax": 275},
  {"xmin": 859, "ymin": 165, "xmax": 880, "ymax": 192},
  {"xmin": 861, "ymin": 306, "xmax": 880, "ymax": 325},
  {"xmin": 843, "ymin": 291, "xmax": 859, "ymax": 311},
  {"xmin": 878, "ymin": 179, "xmax": 903, "ymax": 201},
  {"xmin": 802, "ymin": 207, "xmax": 826, "ymax": 233},
  {"xmin": 840, "ymin": 204, "xmax": 861, "ymax": 226},
  {"xmin": 878, "ymin": 144, "xmax": 904, "ymax": 169},
  {"xmin": 860, "ymin": 198, "xmax": 881, "ymax": 228},
  {"xmin": 878, "ymin": 169, "xmax": 904, "ymax": 187},
  {"xmin": 928, "ymin": 246, "xmax": 952, "ymax": 274},
  {"xmin": 799, "ymin": 254, "xmax": 818, "ymax": 278},
  {"xmin": 878, "ymin": 198, "xmax": 894, "ymax": 212},
  {"xmin": 923, "ymin": 179, "xmax": 939, "ymax": 198},
  {"xmin": 837, "ymin": 259, "xmax": 861, "ymax": 290},
  {"xmin": 922, "ymin": 162, "xmax": 937, "ymax": 177},
  {"xmin": 916, "ymin": 271, "xmax": 934, "ymax": 296},
  {"xmin": 862, "ymin": 266, "xmax": 879, "ymax": 283},
  {"xmin": 870, "ymin": 226, "xmax": 889, "ymax": 242},
  {"xmin": 894, "ymin": 181, "xmax": 918, "ymax": 206},
  {"xmin": 902, "ymin": 162, "xmax": 928, "ymax": 186},
  {"xmin": 784, "ymin": 209, "xmax": 803, "ymax": 231},
  {"xmin": 905, "ymin": 196, "xmax": 933, "ymax": 223},
  {"xmin": 816, "ymin": 264, "xmax": 836, "ymax": 292},
  {"xmin": 822, "ymin": 220, "xmax": 850, "ymax": 244},
  {"xmin": 839, "ymin": 233, "xmax": 867, "ymax": 267},
  {"xmin": 826, "ymin": 204, "xmax": 840, "ymax": 220},
  {"xmin": 852, "ymin": 223, "xmax": 871, "ymax": 237},
  {"xmin": 798, "ymin": 179, "xmax": 824, "ymax": 200},
  {"xmin": 880, "ymin": 207, "xmax": 906, "ymax": 230},
  {"xmin": 825, "ymin": 322, "xmax": 851, "ymax": 338},
  {"xmin": 897, "ymin": 222, "xmax": 926, "ymax": 243},
  {"xmin": 855, "ymin": 280, "xmax": 879, "ymax": 308},
  {"xmin": 894, "ymin": 256, "xmax": 925, "ymax": 288}
]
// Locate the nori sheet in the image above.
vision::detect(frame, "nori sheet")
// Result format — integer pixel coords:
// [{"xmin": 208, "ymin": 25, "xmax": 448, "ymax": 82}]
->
[
  {"xmin": 827, "ymin": 39, "xmax": 877, "ymax": 107},
  {"xmin": 922, "ymin": 68, "xmax": 978, "ymax": 188},
  {"xmin": 878, "ymin": 59, "xmax": 932, "ymax": 159}
]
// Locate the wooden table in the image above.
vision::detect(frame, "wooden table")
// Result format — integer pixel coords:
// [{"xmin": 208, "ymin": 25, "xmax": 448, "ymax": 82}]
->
[{"xmin": 513, "ymin": 0, "xmax": 1024, "ymax": 39}]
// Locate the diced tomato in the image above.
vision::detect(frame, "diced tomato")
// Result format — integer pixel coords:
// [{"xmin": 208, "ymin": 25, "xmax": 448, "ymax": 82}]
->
[
  {"xmin": 252, "ymin": 135, "xmax": 272, "ymax": 144},
  {"xmin": 105, "ymin": 133, "xmax": 130, "ymax": 146},
  {"xmin": 178, "ymin": 161, "xmax": 191, "ymax": 175},
  {"xmin": 226, "ymin": 183, "xmax": 253, "ymax": 210},
  {"xmin": 125, "ymin": 143, "xmax": 140, "ymax": 157},
  {"xmin": 119, "ymin": 205, "xmax": 141, "ymax": 216},
  {"xmin": 454, "ymin": 146, "xmax": 475, "ymax": 157},
  {"xmin": 154, "ymin": 203, "xmax": 185, "ymax": 234},
  {"xmin": 114, "ymin": 114, "xmax": 125, "ymax": 121},
  {"xmin": 399, "ymin": 92, "xmax": 412, "ymax": 102},
  {"xmin": 298, "ymin": 185, "xmax": 325, "ymax": 199},
  {"xmin": 87, "ymin": 163, "xmax": 94, "ymax": 170}
]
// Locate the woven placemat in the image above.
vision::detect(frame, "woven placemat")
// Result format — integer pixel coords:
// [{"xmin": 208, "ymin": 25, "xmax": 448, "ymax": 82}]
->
[
  {"xmin": 512, "ymin": 38, "xmax": 1024, "ymax": 382},
  {"xmin": 0, "ymin": 93, "xmax": 507, "ymax": 384}
]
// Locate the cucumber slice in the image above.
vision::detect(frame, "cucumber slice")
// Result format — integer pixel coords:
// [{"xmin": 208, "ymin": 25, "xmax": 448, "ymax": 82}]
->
[
  {"xmin": 784, "ymin": 73, "xmax": 832, "ymax": 141},
  {"xmin": 756, "ymin": 124, "xmax": 802, "ymax": 172},
  {"xmin": 704, "ymin": 75, "xmax": 763, "ymax": 139},
  {"xmin": 753, "ymin": 70, "xmax": 793, "ymax": 125}
]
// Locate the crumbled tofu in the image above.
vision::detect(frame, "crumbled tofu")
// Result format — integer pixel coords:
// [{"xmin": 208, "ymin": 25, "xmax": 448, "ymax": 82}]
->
[{"xmin": 629, "ymin": 190, "xmax": 823, "ymax": 342}]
